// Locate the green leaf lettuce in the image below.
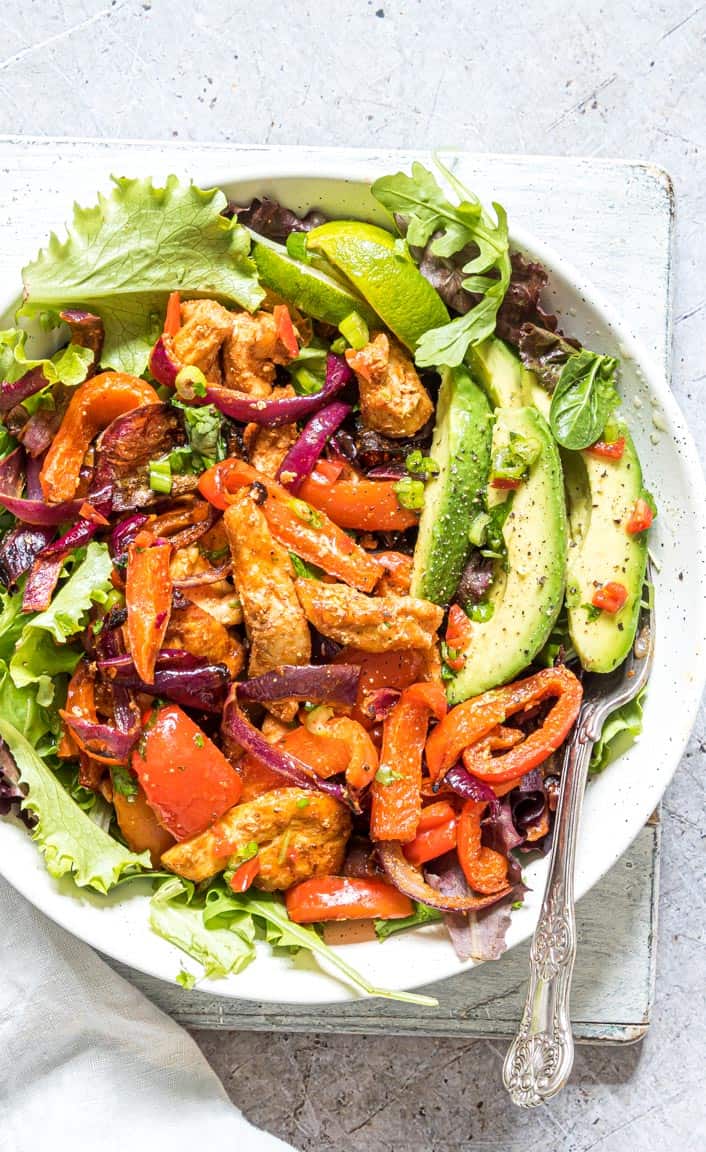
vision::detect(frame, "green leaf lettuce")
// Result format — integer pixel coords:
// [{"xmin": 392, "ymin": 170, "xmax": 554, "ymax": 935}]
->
[
  {"xmin": 21, "ymin": 176, "xmax": 264, "ymax": 376},
  {"xmin": 0, "ymin": 718, "xmax": 149, "ymax": 892},
  {"xmin": 10, "ymin": 542, "xmax": 113, "ymax": 700}
]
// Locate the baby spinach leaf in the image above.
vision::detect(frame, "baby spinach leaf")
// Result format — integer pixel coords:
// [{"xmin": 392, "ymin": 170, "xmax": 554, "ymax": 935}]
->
[{"xmin": 549, "ymin": 350, "xmax": 620, "ymax": 450}]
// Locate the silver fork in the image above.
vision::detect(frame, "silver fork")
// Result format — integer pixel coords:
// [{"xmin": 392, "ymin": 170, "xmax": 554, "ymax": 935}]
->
[{"xmin": 503, "ymin": 572, "xmax": 654, "ymax": 1107}]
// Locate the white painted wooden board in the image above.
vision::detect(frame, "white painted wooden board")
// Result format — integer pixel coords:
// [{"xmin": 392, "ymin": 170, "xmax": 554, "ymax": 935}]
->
[{"xmin": 0, "ymin": 138, "xmax": 672, "ymax": 1042}]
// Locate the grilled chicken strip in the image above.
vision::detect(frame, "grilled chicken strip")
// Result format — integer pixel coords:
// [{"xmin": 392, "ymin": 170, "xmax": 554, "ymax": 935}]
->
[
  {"xmin": 243, "ymin": 385, "xmax": 299, "ymax": 477},
  {"xmin": 173, "ymin": 299, "xmax": 233, "ymax": 385},
  {"xmin": 169, "ymin": 544, "xmax": 242, "ymax": 626},
  {"xmin": 225, "ymin": 491, "xmax": 311, "ymax": 720},
  {"xmin": 346, "ymin": 332, "xmax": 433, "ymax": 438},
  {"xmin": 165, "ymin": 601, "xmax": 245, "ymax": 677},
  {"xmin": 162, "ymin": 787, "xmax": 351, "ymax": 888},
  {"xmin": 295, "ymin": 578, "xmax": 443, "ymax": 652},
  {"xmin": 222, "ymin": 311, "xmax": 298, "ymax": 397}
]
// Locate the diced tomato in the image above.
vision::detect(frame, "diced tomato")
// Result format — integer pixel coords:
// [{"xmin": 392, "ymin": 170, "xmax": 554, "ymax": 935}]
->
[
  {"xmin": 591, "ymin": 581, "xmax": 628, "ymax": 614},
  {"xmin": 446, "ymin": 604, "xmax": 472, "ymax": 652},
  {"xmin": 586, "ymin": 436, "xmax": 626, "ymax": 460},
  {"xmin": 490, "ymin": 476, "xmax": 522, "ymax": 491},
  {"xmin": 626, "ymin": 498, "xmax": 654, "ymax": 535}
]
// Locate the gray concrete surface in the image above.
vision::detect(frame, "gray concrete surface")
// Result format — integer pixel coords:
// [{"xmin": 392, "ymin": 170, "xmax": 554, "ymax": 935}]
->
[{"xmin": 1, "ymin": 2, "xmax": 704, "ymax": 1149}]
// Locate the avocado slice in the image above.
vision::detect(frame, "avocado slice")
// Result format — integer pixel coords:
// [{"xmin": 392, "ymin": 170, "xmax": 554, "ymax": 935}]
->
[
  {"xmin": 410, "ymin": 365, "xmax": 492, "ymax": 606},
  {"xmin": 447, "ymin": 407, "xmax": 567, "ymax": 704},
  {"xmin": 564, "ymin": 423, "xmax": 648, "ymax": 672},
  {"xmin": 468, "ymin": 337, "xmax": 524, "ymax": 408}
]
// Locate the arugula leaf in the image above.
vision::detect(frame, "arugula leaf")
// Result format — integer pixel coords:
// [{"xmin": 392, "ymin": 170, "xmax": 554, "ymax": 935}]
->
[
  {"xmin": 590, "ymin": 689, "xmax": 646, "ymax": 773},
  {"xmin": 374, "ymin": 902, "xmax": 442, "ymax": 941},
  {"xmin": 0, "ymin": 327, "xmax": 93, "ymax": 389},
  {"xmin": 150, "ymin": 878, "xmax": 256, "ymax": 978},
  {"xmin": 0, "ymin": 718, "xmax": 150, "ymax": 892},
  {"xmin": 372, "ymin": 161, "xmax": 511, "ymax": 368},
  {"xmin": 205, "ymin": 885, "xmax": 438, "ymax": 1006},
  {"xmin": 21, "ymin": 176, "xmax": 264, "ymax": 376},
  {"xmin": 10, "ymin": 542, "xmax": 113, "ymax": 700},
  {"xmin": 549, "ymin": 350, "xmax": 620, "ymax": 450}
]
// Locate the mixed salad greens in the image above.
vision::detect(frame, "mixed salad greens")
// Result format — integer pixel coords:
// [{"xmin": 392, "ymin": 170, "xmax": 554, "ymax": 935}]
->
[{"xmin": 0, "ymin": 163, "xmax": 654, "ymax": 999}]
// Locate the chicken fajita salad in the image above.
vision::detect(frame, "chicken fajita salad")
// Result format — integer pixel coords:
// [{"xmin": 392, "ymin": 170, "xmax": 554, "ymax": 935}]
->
[{"xmin": 0, "ymin": 163, "xmax": 653, "ymax": 998}]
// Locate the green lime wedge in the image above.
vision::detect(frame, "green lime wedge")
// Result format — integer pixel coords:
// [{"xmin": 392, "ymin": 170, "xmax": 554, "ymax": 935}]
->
[
  {"xmin": 305, "ymin": 221, "xmax": 449, "ymax": 352},
  {"xmin": 250, "ymin": 232, "xmax": 378, "ymax": 327}
]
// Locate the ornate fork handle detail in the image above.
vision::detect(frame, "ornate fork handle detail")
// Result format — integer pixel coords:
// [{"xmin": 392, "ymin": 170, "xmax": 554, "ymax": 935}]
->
[{"xmin": 503, "ymin": 727, "xmax": 595, "ymax": 1107}]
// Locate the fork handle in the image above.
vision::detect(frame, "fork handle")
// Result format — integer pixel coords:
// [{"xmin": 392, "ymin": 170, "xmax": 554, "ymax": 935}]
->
[{"xmin": 502, "ymin": 729, "xmax": 594, "ymax": 1108}]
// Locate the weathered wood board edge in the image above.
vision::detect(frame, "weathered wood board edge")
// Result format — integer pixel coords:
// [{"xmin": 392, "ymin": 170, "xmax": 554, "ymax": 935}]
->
[{"xmin": 112, "ymin": 820, "xmax": 660, "ymax": 1041}]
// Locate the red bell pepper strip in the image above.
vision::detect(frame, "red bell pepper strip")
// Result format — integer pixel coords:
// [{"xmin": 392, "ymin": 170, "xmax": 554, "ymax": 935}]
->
[
  {"xmin": 298, "ymin": 465, "xmax": 419, "ymax": 532},
  {"xmin": 457, "ymin": 799, "xmax": 509, "ymax": 894},
  {"xmin": 285, "ymin": 876, "xmax": 414, "ymax": 923},
  {"xmin": 198, "ymin": 458, "xmax": 382, "ymax": 592},
  {"xmin": 40, "ymin": 372, "xmax": 159, "ymax": 503},
  {"xmin": 273, "ymin": 304, "xmax": 299, "ymax": 358},
  {"xmin": 417, "ymin": 800, "xmax": 457, "ymax": 832},
  {"xmin": 586, "ymin": 436, "xmax": 626, "ymax": 460},
  {"xmin": 591, "ymin": 581, "xmax": 628, "ymax": 613},
  {"xmin": 626, "ymin": 497, "xmax": 654, "ymax": 534},
  {"xmin": 126, "ymin": 532, "xmax": 173, "ymax": 685},
  {"xmin": 229, "ymin": 855, "xmax": 261, "ymax": 893},
  {"xmin": 113, "ymin": 785, "xmax": 175, "ymax": 868},
  {"xmin": 163, "ymin": 291, "xmax": 181, "ymax": 337},
  {"xmin": 131, "ymin": 703, "xmax": 242, "ymax": 841},
  {"xmin": 403, "ymin": 816, "xmax": 457, "ymax": 867},
  {"xmin": 426, "ymin": 665, "xmax": 583, "ymax": 786},
  {"xmin": 370, "ymin": 681, "xmax": 448, "ymax": 844}
]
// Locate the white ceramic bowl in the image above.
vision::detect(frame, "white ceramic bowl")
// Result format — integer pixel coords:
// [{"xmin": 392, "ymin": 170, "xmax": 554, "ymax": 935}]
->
[{"xmin": 1, "ymin": 163, "xmax": 705, "ymax": 1003}]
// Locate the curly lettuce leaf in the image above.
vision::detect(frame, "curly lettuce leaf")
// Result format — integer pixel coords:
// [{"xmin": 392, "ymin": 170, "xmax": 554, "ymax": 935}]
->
[
  {"xmin": 205, "ymin": 884, "xmax": 438, "ymax": 1006},
  {"xmin": 10, "ymin": 542, "xmax": 113, "ymax": 698},
  {"xmin": 590, "ymin": 689, "xmax": 646, "ymax": 773},
  {"xmin": 0, "ymin": 327, "xmax": 93, "ymax": 388},
  {"xmin": 21, "ymin": 176, "xmax": 264, "ymax": 376},
  {"xmin": 0, "ymin": 718, "xmax": 149, "ymax": 892},
  {"xmin": 0, "ymin": 584, "xmax": 27, "ymax": 662},
  {"xmin": 150, "ymin": 878, "xmax": 255, "ymax": 978},
  {"xmin": 0, "ymin": 659, "xmax": 57, "ymax": 748}
]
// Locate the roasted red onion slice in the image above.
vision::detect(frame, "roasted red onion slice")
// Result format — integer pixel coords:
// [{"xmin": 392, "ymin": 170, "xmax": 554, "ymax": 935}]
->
[
  {"xmin": 109, "ymin": 513, "xmax": 149, "ymax": 563},
  {"xmin": 276, "ymin": 401, "xmax": 352, "ymax": 492},
  {"xmin": 237, "ymin": 663, "xmax": 360, "ymax": 707},
  {"xmin": 22, "ymin": 554, "xmax": 65, "ymax": 612},
  {"xmin": 223, "ymin": 687, "xmax": 351, "ymax": 807},
  {"xmin": 377, "ymin": 841, "xmax": 512, "ymax": 912},
  {"xmin": 0, "ymin": 446, "xmax": 24, "ymax": 496},
  {"xmin": 59, "ymin": 714, "xmax": 141, "ymax": 764},
  {"xmin": 204, "ymin": 353, "xmax": 352, "ymax": 427},
  {"xmin": 360, "ymin": 686, "xmax": 401, "ymax": 722},
  {"xmin": 99, "ymin": 651, "xmax": 230, "ymax": 714},
  {"xmin": 0, "ymin": 368, "xmax": 48, "ymax": 413},
  {"xmin": 442, "ymin": 763, "xmax": 500, "ymax": 817},
  {"xmin": 148, "ymin": 334, "xmax": 181, "ymax": 387}
]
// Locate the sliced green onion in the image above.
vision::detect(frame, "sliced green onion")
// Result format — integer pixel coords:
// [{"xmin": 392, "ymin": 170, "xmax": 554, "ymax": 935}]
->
[
  {"xmin": 149, "ymin": 458, "xmax": 173, "ymax": 494},
  {"xmin": 394, "ymin": 476, "xmax": 425, "ymax": 512},
  {"xmin": 468, "ymin": 511, "xmax": 490, "ymax": 547},
  {"xmin": 175, "ymin": 364, "xmax": 208, "ymax": 400},
  {"xmin": 465, "ymin": 600, "xmax": 494, "ymax": 623},
  {"xmin": 339, "ymin": 311, "xmax": 369, "ymax": 351}
]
